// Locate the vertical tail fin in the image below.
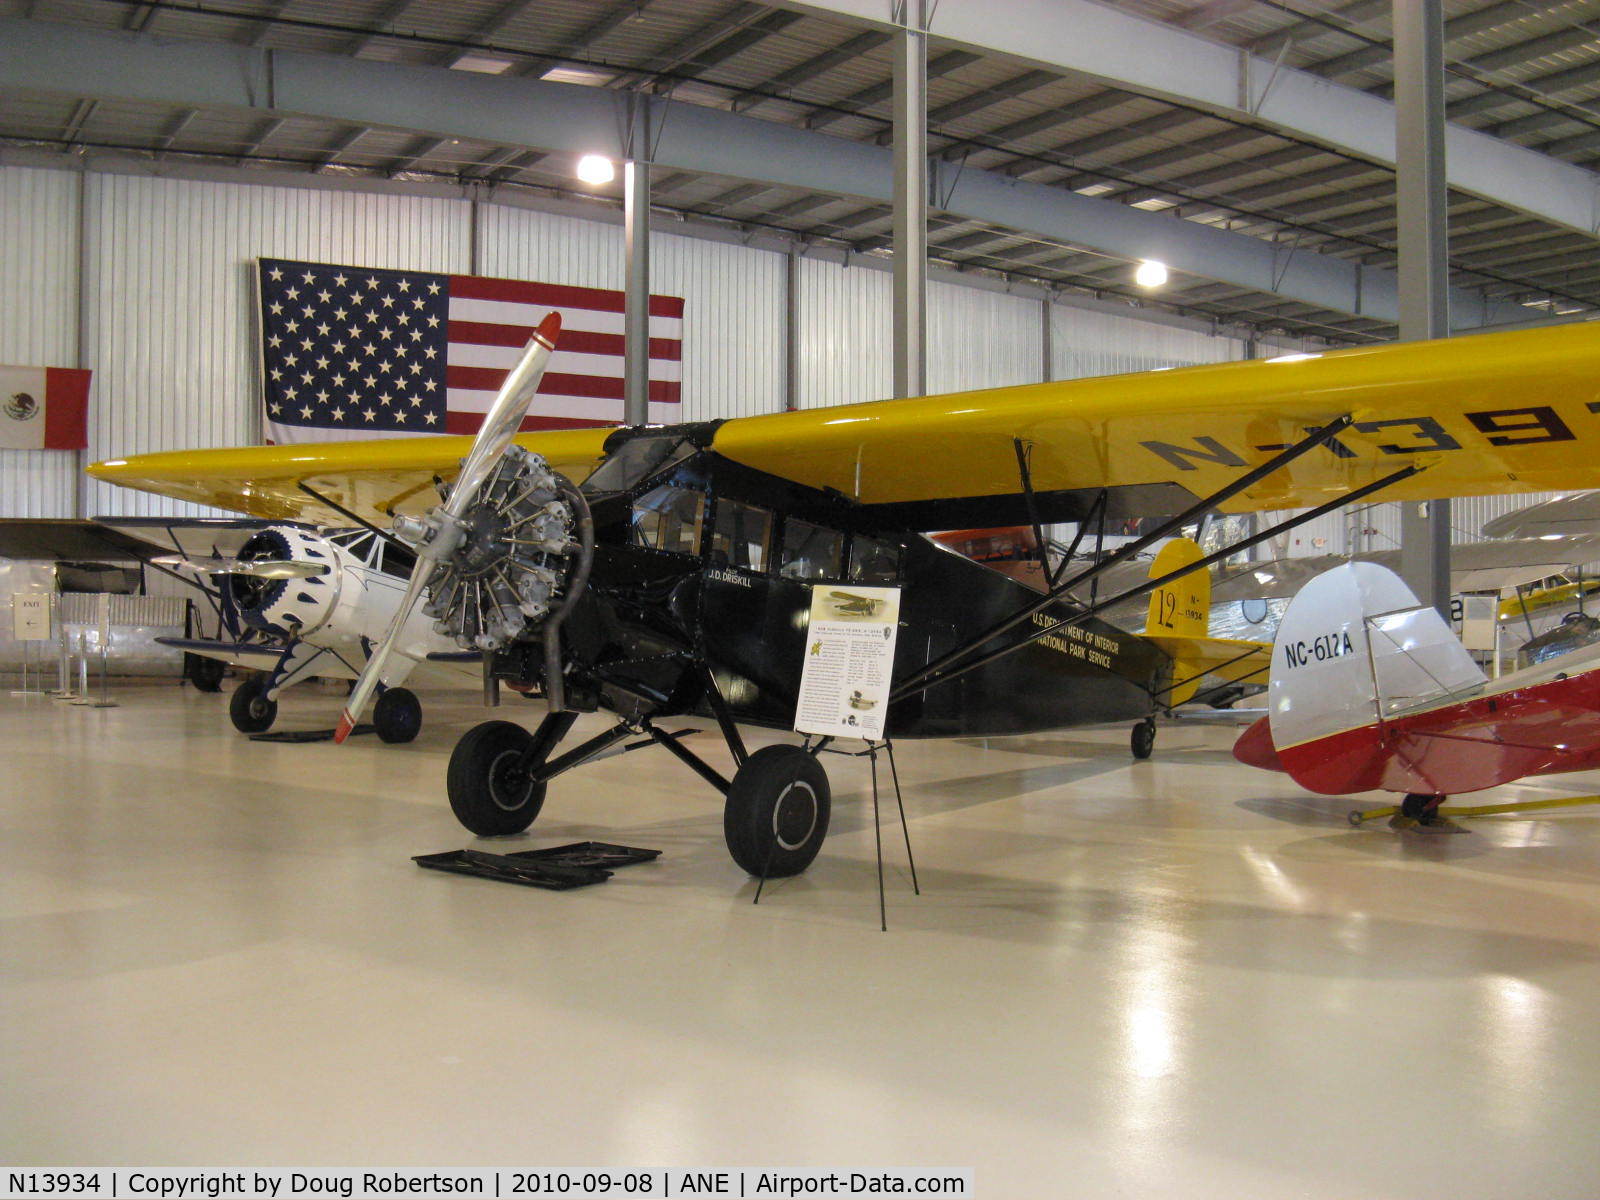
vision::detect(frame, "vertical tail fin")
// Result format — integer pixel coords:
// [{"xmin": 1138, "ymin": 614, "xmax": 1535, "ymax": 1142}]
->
[
  {"xmin": 1148, "ymin": 537, "xmax": 1211, "ymax": 704},
  {"xmin": 1147, "ymin": 537, "xmax": 1210, "ymax": 638}
]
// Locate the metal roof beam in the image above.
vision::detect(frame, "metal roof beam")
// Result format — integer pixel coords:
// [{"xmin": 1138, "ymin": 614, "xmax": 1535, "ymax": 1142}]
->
[
  {"xmin": 0, "ymin": 14, "xmax": 1535, "ymax": 328},
  {"xmin": 729, "ymin": 29, "xmax": 890, "ymax": 113},
  {"xmin": 774, "ymin": 0, "xmax": 1600, "ymax": 237}
]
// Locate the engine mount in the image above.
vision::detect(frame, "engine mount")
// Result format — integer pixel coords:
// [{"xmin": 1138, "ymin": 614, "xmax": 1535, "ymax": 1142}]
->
[{"xmin": 403, "ymin": 445, "xmax": 577, "ymax": 652}]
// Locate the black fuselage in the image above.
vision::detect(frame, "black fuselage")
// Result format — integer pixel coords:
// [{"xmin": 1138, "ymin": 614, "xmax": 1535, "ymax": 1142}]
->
[{"xmin": 497, "ymin": 429, "xmax": 1169, "ymax": 739}]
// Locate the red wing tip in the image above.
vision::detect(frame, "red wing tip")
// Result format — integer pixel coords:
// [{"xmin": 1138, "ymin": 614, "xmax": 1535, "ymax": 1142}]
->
[
  {"xmin": 533, "ymin": 311, "xmax": 562, "ymax": 348},
  {"xmin": 333, "ymin": 713, "xmax": 355, "ymax": 744}
]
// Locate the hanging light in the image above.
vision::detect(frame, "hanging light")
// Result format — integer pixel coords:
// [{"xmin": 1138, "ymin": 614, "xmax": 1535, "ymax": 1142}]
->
[
  {"xmin": 575, "ymin": 155, "xmax": 616, "ymax": 185},
  {"xmin": 1134, "ymin": 259, "xmax": 1168, "ymax": 288}
]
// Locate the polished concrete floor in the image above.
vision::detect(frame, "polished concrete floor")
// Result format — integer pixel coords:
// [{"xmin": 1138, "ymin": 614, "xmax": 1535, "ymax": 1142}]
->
[{"xmin": 2, "ymin": 681, "xmax": 1599, "ymax": 1196}]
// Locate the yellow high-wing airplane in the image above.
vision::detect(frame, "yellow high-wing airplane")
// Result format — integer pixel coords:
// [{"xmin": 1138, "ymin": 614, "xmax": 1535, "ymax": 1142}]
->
[{"xmin": 90, "ymin": 320, "xmax": 1600, "ymax": 879}]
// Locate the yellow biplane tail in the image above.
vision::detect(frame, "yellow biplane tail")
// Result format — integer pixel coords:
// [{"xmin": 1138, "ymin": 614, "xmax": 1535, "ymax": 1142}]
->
[
  {"xmin": 1143, "ymin": 538, "xmax": 1269, "ymax": 706},
  {"xmin": 1146, "ymin": 537, "xmax": 1210, "ymax": 641}
]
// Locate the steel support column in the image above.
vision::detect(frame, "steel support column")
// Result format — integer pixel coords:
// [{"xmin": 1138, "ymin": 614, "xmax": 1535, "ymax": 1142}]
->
[
  {"xmin": 1394, "ymin": 0, "xmax": 1451, "ymax": 618},
  {"xmin": 891, "ymin": 0, "xmax": 927, "ymax": 400},
  {"xmin": 624, "ymin": 95, "xmax": 651, "ymax": 427}
]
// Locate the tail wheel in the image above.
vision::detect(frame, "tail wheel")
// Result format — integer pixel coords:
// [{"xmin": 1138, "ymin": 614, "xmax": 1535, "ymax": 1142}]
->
[
  {"xmin": 1131, "ymin": 718, "xmax": 1156, "ymax": 760},
  {"xmin": 447, "ymin": 720, "xmax": 547, "ymax": 836},
  {"xmin": 229, "ymin": 675, "xmax": 277, "ymax": 734},
  {"xmin": 723, "ymin": 745, "xmax": 832, "ymax": 878},
  {"xmin": 373, "ymin": 687, "xmax": 423, "ymax": 744}
]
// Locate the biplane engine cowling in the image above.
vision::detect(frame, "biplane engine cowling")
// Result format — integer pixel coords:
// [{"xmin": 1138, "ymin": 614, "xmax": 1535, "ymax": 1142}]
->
[
  {"xmin": 228, "ymin": 526, "xmax": 344, "ymax": 637},
  {"xmin": 405, "ymin": 445, "xmax": 577, "ymax": 652}
]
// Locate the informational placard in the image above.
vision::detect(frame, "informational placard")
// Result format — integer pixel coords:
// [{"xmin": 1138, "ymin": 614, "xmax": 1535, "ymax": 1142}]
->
[
  {"xmin": 11, "ymin": 592, "xmax": 51, "ymax": 640},
  {"xmin": 794, "ymin": 584, "xmax": 901, "ymax": 740}
]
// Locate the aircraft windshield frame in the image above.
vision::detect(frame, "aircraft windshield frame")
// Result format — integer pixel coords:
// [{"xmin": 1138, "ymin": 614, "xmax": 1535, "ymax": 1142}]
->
[{"xmin": 582, "ymin": 435, "xmax": 696, "ymax": 496}]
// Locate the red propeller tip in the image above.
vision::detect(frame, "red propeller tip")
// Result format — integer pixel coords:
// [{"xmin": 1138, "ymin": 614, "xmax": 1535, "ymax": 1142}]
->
[
  {"xmin": 333, "ymin": 713, "xmax": 355, "ymax": 744},
  {"xmin": 533, "ymin": 311, "xmax": 561, "ymax": 349}
]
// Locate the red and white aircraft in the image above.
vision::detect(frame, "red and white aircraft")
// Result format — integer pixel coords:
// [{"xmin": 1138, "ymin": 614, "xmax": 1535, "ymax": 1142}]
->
[{"xmin": 1233, "ymin": 561, "xmax": 1600, "ymax": 829}]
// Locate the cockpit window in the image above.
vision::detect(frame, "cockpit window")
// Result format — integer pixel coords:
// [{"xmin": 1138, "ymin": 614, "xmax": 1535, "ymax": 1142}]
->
[
  {"xmin": 709, "ymin": 499, "xmax": 773, "ymax": 573},
  {"xmin": 848, "ymin": 535, "xmax": 902, "ymax": 583},
  {"xmin": 630, "ymin": 483, "xmax": 706, "ymax": 556},
  {"xmin": 779, "ymin": 519, "xmax": 844, "ymax": 581},
  {"xmin": 584, "ymin": 435, "xmax": 695, "ymax": 495}
]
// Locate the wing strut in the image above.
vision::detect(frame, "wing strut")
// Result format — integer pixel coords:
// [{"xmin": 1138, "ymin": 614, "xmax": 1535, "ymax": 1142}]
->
[
  {"xmin": 893, "ymin": 461, "xmax": 1422, "ymax": 703},
  {"xmin": 892, "ymin": 414, "xmax": 1358, "ymax": 701}
]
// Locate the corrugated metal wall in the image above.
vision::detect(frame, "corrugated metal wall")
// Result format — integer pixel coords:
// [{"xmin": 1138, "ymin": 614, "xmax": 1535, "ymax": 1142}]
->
[
  {"xmin": 1051, "ymin": 304, "xmax": 1242, "ymax": 379},
  {"xmin": 0, "ymin": 167, "xmax": 80, "ymax": 516},
  {"xmin": 796, "ymin": 255, "xmax": 893, "ymax": 409},
  {"xmin": 81, "ymin": 174, "xmax": 467, "ymax": 517}
]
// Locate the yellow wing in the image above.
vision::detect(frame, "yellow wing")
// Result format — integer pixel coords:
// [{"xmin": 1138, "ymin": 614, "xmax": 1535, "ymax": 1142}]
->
[
  {"xmin": 89, "ymin": 322, "xmax": 1600, "ymax": 524},
  {"xmin": 89, "ymin": 429, "xmax": 614, "ymax": 524},
  {"xmin": 712, "ymin": 321, "xmax": 1600, "ymax": 513}
]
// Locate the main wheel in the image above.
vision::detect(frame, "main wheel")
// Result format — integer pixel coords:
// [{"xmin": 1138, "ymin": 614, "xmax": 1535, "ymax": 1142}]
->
[
  {"xmin": 723, "ymin": 745, "xmax": 831, "ymax": 878},
  {"xmin": 229, "ymin": 675, "xmax": 277, "ymax": 733},
  {"xmin": 373, "ymin": 686, "xmax": 423, "ymax": 744},
  {"xmin": 185, "ymin": 652, "xmax": 226, "ymax": 693},
  {"xmin": 1131, "ymin": 718, "xmax": 1156, "ymax": 760},
  {"xmin": 447, "ymin": 720, "xmax": 546, "ymax": 836}
]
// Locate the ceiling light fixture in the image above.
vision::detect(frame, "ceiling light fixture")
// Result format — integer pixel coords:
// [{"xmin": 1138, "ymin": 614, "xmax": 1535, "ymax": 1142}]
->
[
  {"xmin": 1134, "ymin": 259, "xmax": 1168, "ymax": 289},
  {"xmin": 575, "ymin": 155, "xmax": 615, "ymax": 185}
]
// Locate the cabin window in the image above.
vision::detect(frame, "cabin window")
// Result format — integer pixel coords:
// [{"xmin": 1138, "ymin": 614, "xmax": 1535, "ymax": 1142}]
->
[
  {"xmin": 848, "ymin": 535, "xmax": 902, "ymax": 583},
  {"xmin": 778, "ymin": 519, "xmax": 844, "ymax": 581},
  {"xmin": 709, "ymin": 499, "xmax": 773, "ymax": 572},
  {"xmin": 630, "ymin": 483, "xmax": 706, "ymax": 556}
]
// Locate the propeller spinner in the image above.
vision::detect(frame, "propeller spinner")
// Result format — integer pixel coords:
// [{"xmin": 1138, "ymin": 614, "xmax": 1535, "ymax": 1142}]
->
[{"xmin": 334, "ymin": 313, "xmax": 565, "ymax": 743}]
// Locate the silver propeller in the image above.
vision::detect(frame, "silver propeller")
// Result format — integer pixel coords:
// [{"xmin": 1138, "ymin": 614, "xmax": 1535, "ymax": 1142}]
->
[
  {"xmin": 153, "ymin": 553, "xmax": 328, "ymax": 580},
  {"xmin": 334, "ymin": 312, "xmax": 562, "ymax": 743}
]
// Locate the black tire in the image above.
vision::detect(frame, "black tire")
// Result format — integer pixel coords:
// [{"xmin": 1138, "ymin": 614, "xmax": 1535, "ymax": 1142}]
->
[
  {"xmin": 723, "ymin": 745, "xmax": 831, "ymax": 878},
  {"xmin": 374, "ymin": 686, "xmax": 423, "ymax": 744},
  {"xmin": 1130, "ymin": 718, "xmax": 1156, "ymax": 760},
  {"xmin": 229, "ymin": 675, "xmax": 277, "ymax": 733},
  {"xmin": 447, "ymin": 720, "xmax": 546, "ymax": 836},
  {"xmin": 185, "ymin": 652, "xmax": 226, "ymax": 693}
]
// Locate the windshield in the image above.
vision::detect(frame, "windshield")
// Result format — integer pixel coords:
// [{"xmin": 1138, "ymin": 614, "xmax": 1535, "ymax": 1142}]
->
[{"xmin": 583, "ymin": 434, "xmax": 694, "ymax": 495}]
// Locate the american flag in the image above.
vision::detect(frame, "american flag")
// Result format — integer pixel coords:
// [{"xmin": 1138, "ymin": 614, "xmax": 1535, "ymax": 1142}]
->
[{"xmin": 256, "ymin": 258, "xmax": 684, "ymax": 444}]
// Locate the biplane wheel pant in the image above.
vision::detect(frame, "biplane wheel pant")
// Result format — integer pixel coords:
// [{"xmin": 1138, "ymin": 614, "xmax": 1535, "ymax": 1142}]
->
[
  {"xmin": 229, "ymin": 675, "xmax": 277, "ymax": 734},
  {"xmin": 723, "ymin": 745, "xmax": 832, "ymax": 879},
  {"xmin": 447, "ymin": 720, "xmax": 549, "ymax": 837}
]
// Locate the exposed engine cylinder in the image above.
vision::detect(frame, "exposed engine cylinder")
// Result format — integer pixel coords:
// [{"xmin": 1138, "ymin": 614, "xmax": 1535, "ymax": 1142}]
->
[{"xmin": 417, "ymin": 445, "xmax": 576, "ymax": 651}]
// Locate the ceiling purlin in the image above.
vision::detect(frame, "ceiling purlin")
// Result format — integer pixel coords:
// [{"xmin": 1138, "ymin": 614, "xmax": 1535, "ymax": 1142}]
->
[
  {"xmin": 728, "ymin": 29, "xmax": 891, "ymax": 114},
  {"xmin": 316, "ymin": 124, "xmax": 369, "ymax": 172},
  {"xmin": 437, "ymin": 0, "xmax": 541, "ymax": 69},
  {"xmin": 344, "ymin": 0, "xmax": 417, "ymax": 59},
  {"xmin": 803, "ymin": 49, "xmax": 981, "ymax": 131},
  {"xmin": 925, "ymin": 68, "xmax": 1058, "ymax": 126},
  {"xmin": 237, "ymin": 115, "xmax": 287, "ymax": 163},
  {"xmin": 246, "ymin": 0, "xmax": 298, "ymax": 48},
  {"xmin": 384, "ymin": 134, "xmax": 452, "ymax": 176},
  {"xmin": 152, "ymin": 108, "xmax": 198, "ymax": 156}
]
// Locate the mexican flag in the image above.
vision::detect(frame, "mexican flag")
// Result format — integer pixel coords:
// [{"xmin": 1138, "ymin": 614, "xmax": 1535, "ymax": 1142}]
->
[{"xmin": 0, "ymin": 366, "xmax": 90, "ymax": 450}]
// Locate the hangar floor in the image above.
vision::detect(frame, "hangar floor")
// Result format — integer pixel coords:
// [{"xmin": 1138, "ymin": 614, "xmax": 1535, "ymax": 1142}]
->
[{"xmin": 2, "ymin": 683, "xmax": 1598, "ymax": 1197}]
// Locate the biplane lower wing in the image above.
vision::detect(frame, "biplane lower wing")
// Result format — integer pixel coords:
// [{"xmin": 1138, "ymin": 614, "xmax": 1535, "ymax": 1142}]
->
[{"xmin": 88, "ymin": 324, "xmax": 1600, "ymax": 528}]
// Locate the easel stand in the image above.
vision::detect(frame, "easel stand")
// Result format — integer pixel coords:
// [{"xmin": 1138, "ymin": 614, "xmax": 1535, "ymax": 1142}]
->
[{"xmin": 754, "ymin": 737, "xmax": 920, "ymax": 932}]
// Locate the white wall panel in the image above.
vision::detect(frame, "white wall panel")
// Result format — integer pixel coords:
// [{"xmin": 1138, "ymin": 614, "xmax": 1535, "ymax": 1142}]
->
[
  {"xmin": 81, "ymin": 174, "xmax": 468, "ymax": 517},
  {"xmin": 0, "ymin": 167, "xmax": 80, "ymax": 517},
  {"xmin": 797, "ymin": 256, "xmax": 892, "ymax": 410},
  {"xmin": 474, "ymin": 203, "xmax": 621, "ymax": 290},
  {"xmin": 928, "ymin": 282, "xmax": 1042, "ymax": 394},
  {"xmin": 654, "ymin": 232, "xmax": 784, "ymax": 422},
  {"xmin": 1051, "ymin": 304, "xmax": 1242, "ymax": 380}
]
